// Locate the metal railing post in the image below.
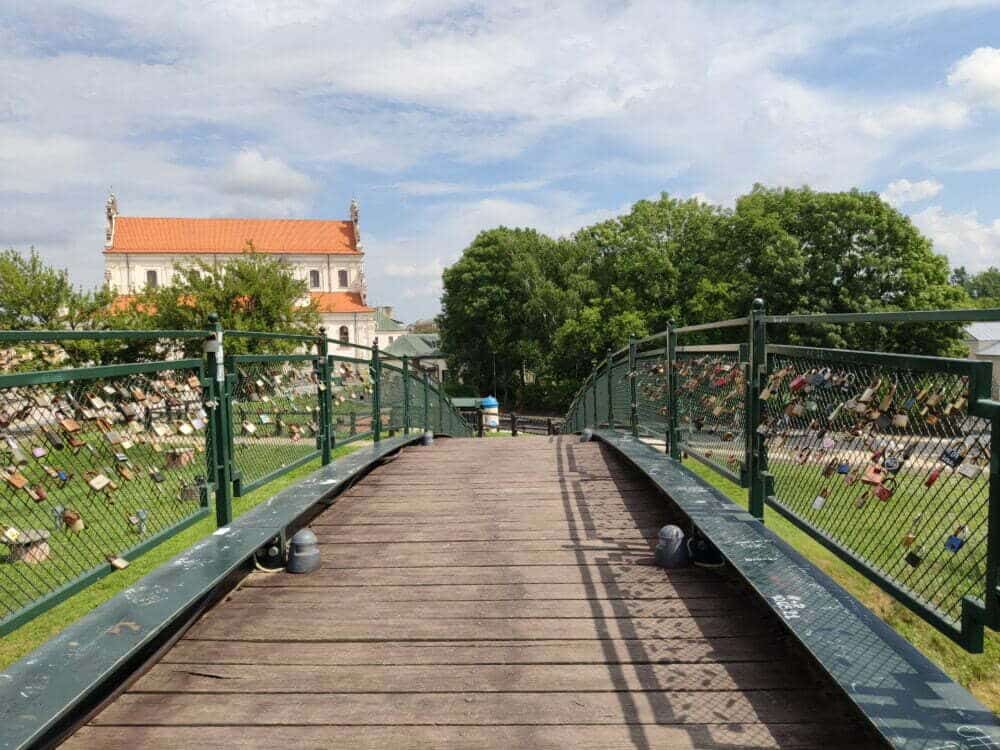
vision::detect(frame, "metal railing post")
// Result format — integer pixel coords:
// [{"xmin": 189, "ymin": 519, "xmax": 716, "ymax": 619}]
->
[
  {"xmin": 476, "ymin": 408, "xmax": 485, "ymax": 437},
  {"xmin": 204, "ymin": 313, "xmax": 233, "ymax": 527},
  {"xmin": 593, "ymin": 369, "xmax": 599, "ymax": 429},
  {"xmin": 438, "ymin": 379, "xmax": 444, "ymax": 433},
  {"xmin": 371, "ymin": 341, "xmax": 382, "ymax": 443},
  {"xmin": 747, "ymin": 298, "xmax": 766, "ymax": 520},
  {"xmin": 402, "ymin": 355, "xmax": 411, "ymax": 435},
  {"xmin": 607, "ymin": 348, "xmax": 614, "ymax": 428},
  {"xmin": 511, "ymin": 412, "xmax": 518, "ymax": 437},
  {"xmin": 629, "ymin": 335, "xmax": 638, "ymax": 437},
  {"xmin": 317, "ymin": 329, "xmax": 333, "ymax": 464},
  {"xmin": 422, "ymin": 370, "xmax": 430, "ymax": 432},
  {"xmin": 667, "ymin": 320, "xmax": 681, "ymax": 460}
]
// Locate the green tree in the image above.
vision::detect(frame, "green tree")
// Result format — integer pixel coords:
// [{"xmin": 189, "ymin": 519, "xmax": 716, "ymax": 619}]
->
[
  {"xmin": 135, "ymin": 244, "xmax": 320, "ymax": 355},
  {"xmin": 721, "ymin": 186, "xmax": 968, "ymax": 354},
  {"xmin": 0, "ymin": 248, "xmax": 74, "ymax": 328},
  {"xmin": 438, "ymin": 228, "xmax": 569, "ymax": 406}
]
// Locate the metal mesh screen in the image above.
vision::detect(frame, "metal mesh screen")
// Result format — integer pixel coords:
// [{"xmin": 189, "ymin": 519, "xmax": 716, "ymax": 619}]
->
[
  {"xmin": 636, "ymin": 351, "xmax": 668, "ymax": 439},
  {"xmin": 761, "ymin": 346, "xmax": 991, "ymax": 627},
  {"xmin": 380, "ymin": 366, "xmax": 406, "ymax": 432},
  {"xmin": 675, "ymin": 348, "xmax": 747, "ymax": 479},
  {"xmin": 330, "ymin": 357, "xmax": 373, "ymax": 441},
  {"xmin": 231, "ymin": 357, "xmax": 321, "ymax": 492},
  {"xmin": 1, "ymin": 361, "xmax": 209, "ymax": 628}
]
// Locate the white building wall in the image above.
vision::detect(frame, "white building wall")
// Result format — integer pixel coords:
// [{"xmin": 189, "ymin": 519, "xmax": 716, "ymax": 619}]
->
[{"xmin": 105, "ymin": 253, "xmax": 364, "ymax": 295}]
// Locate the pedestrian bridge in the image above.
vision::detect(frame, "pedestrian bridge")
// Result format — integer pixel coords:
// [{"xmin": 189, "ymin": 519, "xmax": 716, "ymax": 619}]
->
[{"xmin": 0, "ymin": 432, "xmax": 989, "ymax": 750}]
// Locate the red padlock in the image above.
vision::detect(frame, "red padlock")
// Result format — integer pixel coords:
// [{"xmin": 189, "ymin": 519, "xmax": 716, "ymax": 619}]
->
[
  {"xmin": 875, "ymin": 477, "xmax": 897, "ymax": 501},
  {"xmin": 925, "ymin": 467, "xmax": 942, "ymax": 487}
]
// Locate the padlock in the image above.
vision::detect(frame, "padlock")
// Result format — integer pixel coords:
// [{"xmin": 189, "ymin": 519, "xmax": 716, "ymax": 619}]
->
[
  {"xmin": 795, "ymin": 449, "xmax": 810, "ymax": 465},
  {"xmin": 861, "ymin": 464, "xmax": 885, "ymax": 485},
  {"xmin": 956, "ymin": 461, "xmax": 981, "ymax": 480},
  {"xmin": 901, "ymin": 531, "xmax": 917, "ymax": 548},
  {"xmin": 822, "ymin": 459, "xmax": 837, "ymax": 478},
  {"xmin": 759, "ymin": 384, "xmax": 774, "ymax": 401},
  {"xmin": 859, "ymin": 377, "xmax": 881, "ymax": 403},
  {"xmin": 875, "ymin": 477, "xmax": 897, "ymax": 501},
  {"xmin": 883, "ymin": 455, "xmax": 902, "ymax": 473},
  {"xmin": 905, "ymin": 549, "xmax": 923, "ymax": 567},
  {"xmin": 789, "ymin": 373, "xmax": 809, "ymax": 392},
  {"xmin": 812, "ymin": 488, "xmax": 830, "ymax": 510},
  {"xmin": 878, "ymin": 382, "xmax": 897, "ymax": 412},
  {"xmin": 854, "ymin": 493, "xmax": 868, "ymax": 509},
  {"xmin": 844, "ymin": 468, "xmax": 861, "ymax": 486},
  {"xmin": 891, "ymin": 412, "xmax": 909, "ymax": 428},
  {"xmin": 939, "ymin": 440, "xmax": 966, "ymax": 468},
  {"xmin": 945, "ymin": 525, "xmax": 968, "ymax": 552},
  {"xmin": 836, "ymin": 461, "xmax": 851, "ymax": 475}
]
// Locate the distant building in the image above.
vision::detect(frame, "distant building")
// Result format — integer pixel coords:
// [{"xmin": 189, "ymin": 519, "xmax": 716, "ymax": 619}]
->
[
  {"xmin": 966, "ymin": 322, "xmax": 1000, "ymax": 398},
  {"xmin": 384, "ymin": 333, "xmax": 448, "ymax": 381},
  {"xmin": 101, "ymin": 193, "xmax": 376, "ymax": 357},
  {"xmin": 374, "ymin": 306, "xmax": 407, "ymax": 349}
]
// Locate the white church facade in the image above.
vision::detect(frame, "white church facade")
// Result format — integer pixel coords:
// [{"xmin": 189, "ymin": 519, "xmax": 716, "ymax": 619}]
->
[{"xmin": 102, "ymin": 194, "xmax": 378, "ymax": 356}]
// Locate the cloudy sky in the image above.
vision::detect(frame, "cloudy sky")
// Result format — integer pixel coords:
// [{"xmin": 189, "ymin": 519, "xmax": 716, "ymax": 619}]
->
[{"xmin": 3, "ymin": 1, "xmax": 1000, "ymax": 321}]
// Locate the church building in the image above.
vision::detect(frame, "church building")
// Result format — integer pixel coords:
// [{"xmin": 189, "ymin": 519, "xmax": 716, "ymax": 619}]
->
[{"xmin": 102, "ymin": 194, "xmax": 377, "ymax": 355}]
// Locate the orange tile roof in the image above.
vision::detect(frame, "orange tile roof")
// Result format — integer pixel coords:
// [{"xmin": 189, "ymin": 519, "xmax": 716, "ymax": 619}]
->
[
  {"xmin": 311, "ymin": 292, "xmax": 374, "ymax": 313},
  {"xmin": 106, "ymin": 217, "xmax": 358, "ymax": 255}
]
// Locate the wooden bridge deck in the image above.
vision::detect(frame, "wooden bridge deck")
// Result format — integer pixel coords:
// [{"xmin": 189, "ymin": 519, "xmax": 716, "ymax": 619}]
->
[{"xmin": 64, "ymin": 436, "xmax": 882, "ymax": 749}]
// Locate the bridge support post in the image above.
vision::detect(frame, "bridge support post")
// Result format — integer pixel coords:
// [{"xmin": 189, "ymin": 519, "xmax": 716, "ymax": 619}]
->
[
  {"xmin": 317, "ymin": 329, "xmax": 333, "ymax": 465},
  {"xmin": 423, "ymin": 370, "xmax": 430, "ymax": 432},
  {"xmin": 511, "ymin": 412, "xmax": 518, "ymax": 437},
  {"xmin": 204, "ymin": 313, "xmax": 233, "ymax": 527},
  {"xmin": 667, "ymin": 320, "xmax": 681, "ymax": 460},
  {"xmin": 628, "ymin": 336, "xmax": 638, "ymax": 438},
  {"xmin": 593, "ymin": 370, "xmax": 599, "ymax": 429},
  {"xmin": 747, "ymin": 299, "xmax": 766, "ymax": 520},
  {"xmin": 371, "ymin": 341, "xmax": 382, "ymax": 443},
  {"xmin": 607, "ymin": 349, "xmax": 614, "ymax": 428},
  {"xmin": 402, "ymin": 355, "xmax": 411, "ymax": 435}
]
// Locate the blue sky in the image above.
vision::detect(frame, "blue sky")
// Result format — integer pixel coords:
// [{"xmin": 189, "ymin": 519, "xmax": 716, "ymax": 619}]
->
[{"xmin": 2, "ymin": 1, "xmax": 999, "ymax": 322}]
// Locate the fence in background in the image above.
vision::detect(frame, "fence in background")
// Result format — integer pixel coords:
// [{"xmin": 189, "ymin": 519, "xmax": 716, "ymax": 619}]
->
[
  {"xmin": 563, "ymin": 304, "xmax": 1000, "ymax": 652},
  {"xmin": 0, "ymin": 322, "xmax": 472, "ymax": 636}
]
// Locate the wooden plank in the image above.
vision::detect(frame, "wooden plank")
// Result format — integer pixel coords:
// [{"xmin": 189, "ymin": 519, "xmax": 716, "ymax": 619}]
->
[
  {"xmin": 311, "ymin": 539, "xmax": 658, "ymax": 552},
  {"xmin": 236, "ymin": 580, "xmax": 730, "ymax": 600},
  {"xmin": 308, "ymin": 525, "xmax": 662, "ymax": 542},
  {"xmin": 130, "ymin": 661, "xmax": 813, "ymax": 694},
  {"xmin": 239, "ymin": 564, "xmax": 718, "ymax": 586},
  {"xmin": 196, "ymin": 596, "xmax": 744, "ymax": 619},
  {"xmin": 163, "ymin": 638, "xmax": 790, "ymax": 666},
  {"xmin": 184, "ymin": 614, "xmax": 775, "ymax": 641},
  {"xmin": 91, "ymin": 690, "xmax": 856, "ymax": 726},
  {"xmin": 65, "ymin": 722, "xmax": 871, "ymax": 750},
  {"xmin": 314, "ymin": 550, "xmax": 661, "ymax": 568}
]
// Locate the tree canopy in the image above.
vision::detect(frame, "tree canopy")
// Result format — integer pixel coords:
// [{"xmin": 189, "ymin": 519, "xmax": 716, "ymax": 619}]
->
[{"xmin": 438, "ymin": 186, "xmax": 977, "ymax": 411}]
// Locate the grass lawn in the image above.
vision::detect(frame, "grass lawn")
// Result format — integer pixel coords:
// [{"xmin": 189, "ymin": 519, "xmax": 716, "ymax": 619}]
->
[
  {"xmin": 682, "ymin": 457, "xmax": 1000, "ymax": 714},
  {"xmin": 0, "ymin": 443, "xmax": 360, "ymax": 670}
]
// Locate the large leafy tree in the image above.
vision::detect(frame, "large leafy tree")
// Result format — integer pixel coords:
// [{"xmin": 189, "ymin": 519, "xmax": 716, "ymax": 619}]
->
[
  {"xmin": 134, "ymin": 245, "xmax": 320, "ymax": 355},
  {"xmin": 722, "ymin": 186, "xmax": 968, "ymax": 354},
  {"xmin": 953, "ymin": 265, "xmax": 1000, "ymax": 306},
  {"xmin": 0, "ymin": 248, "xmax": 76, "ymax": 328},
  {"xmin": 438, "ymin": 228, "xmax": 569, "ymax": 404}
]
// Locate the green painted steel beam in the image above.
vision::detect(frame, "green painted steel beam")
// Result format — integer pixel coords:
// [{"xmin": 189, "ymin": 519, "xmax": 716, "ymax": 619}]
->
[
  {"xmin": 673, "ymin": 316, "xmax": 750, "ymax": 334},
  {"xmin": 0, "ymin": 358, "xmax": 203, "ymax": 388},
  {"xmin": 0, "ymin": 330, "xmax": 205, "ymax": 342},
  {"xmin": 765, "ymin": 308, "xmax": 1000, "ymax": 325}
]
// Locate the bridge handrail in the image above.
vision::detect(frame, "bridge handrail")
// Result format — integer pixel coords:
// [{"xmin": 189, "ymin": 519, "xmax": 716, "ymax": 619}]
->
[
  {"xmin": 0, "ymin": 320, "xmax": 472, "ymax": 638},
  {"xmin": 564, "ymin": 301, "xmax": 1000, "ymax": 653}
]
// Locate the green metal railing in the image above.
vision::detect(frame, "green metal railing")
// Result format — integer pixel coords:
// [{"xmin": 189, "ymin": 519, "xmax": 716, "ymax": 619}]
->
[
  {"xmin": 563, "ymin": 303, "xmax": 1000, "ymax": 652},
  {"xmin": 0, "ymin": 322, "xmax": 471, "ymax": 636}
]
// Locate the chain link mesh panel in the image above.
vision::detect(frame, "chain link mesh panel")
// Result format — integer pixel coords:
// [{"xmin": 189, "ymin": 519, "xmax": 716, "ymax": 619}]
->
[
  {"xmin": 610, "ymin": 359, "xmax": 630, "ymax": 430},
  {"xmin": 330, "ymin": 357, "xmax": 373, "ymax": 441},
  {"xmin": 760, "ymin": 347, "xmax": 992, "ymax": 629},
  {"xmin": 675, "ymin": 348, "xmax": 747, "ymax": 479},
  {"xmin": 0, "ymin": 361, "xmax": 209, "ymax": 629},
  {"xmin": 594, "ymin": 370, "xmax": 609, "ymax": 427},
  {"xmin": 380, "ymin": 366, "xmax": 406, "ymax": 432},
  {"xmin": 231, "ymin": 357, "xmax": 321, "ymax": 491},
  {"xmin": 636, "ymin": 351, "xmax": 668, "ymax": 439}
]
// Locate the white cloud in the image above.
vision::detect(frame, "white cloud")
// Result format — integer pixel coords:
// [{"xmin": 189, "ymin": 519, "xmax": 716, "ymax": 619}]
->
[
  {"xmin": 911, "ymin": 205, "xmax": 1000, "ymax": 270},
  {"xmin": 219, "ymin": 149, "xmax": 315, "ymax": 200},
  {"xmin": 393, "ymin": 179, "xmax": 549, "ymax": 197},
  {"xmin": 880, "ymin": 178, "xmax": 943, "ymax": 206},
  {"xmin": 948, "ymin": 46, "xmax": 1000, "ymax": 108}
]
